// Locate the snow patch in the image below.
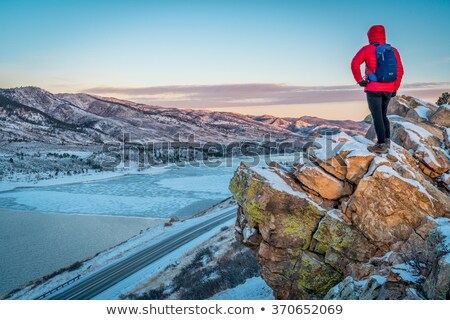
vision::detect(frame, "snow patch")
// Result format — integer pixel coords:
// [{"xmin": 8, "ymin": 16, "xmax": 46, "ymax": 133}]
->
[
  {"xmin": 352, "ymin": 135, "xmax": 374, "ymax": 145},
  {"xmin": 391, "ymin": 263, "xmax": 423, "ymax": 283},
  {"xmin": 416, "ymin": 145, "xmax": 440, "ymax": 168},
  {"xmin": 250, "ymin": 167, "xmax": 323, "ymax": 211},
  {"xmin": 313, "ymin": 132, "xmax": 370, "ymax": 161},
  {"xmin": 208, "ymin": 276, "xmax": 274, "ymax": 300},
  {"xmin": 397, "ymin": 101, "xmax": 412, "ymax": 110},
  {"xmin": 435, "ymin": 218, "xmax": 450, "ymax": 247},
  {"xmin": 413, "ymin": 106, "xmax": 430, "ymax": 119},
  {"xmin": 397, "ymin": 121, "xmax": 433, "ymax": 140},
  {"xmin": 327, "ymin": 210, "xmax": 344, "ymax": 222},
  {"xmin": 370, "ymin": 275, "xmax": 387, "ymax": 285},
  {"xmin": 364, "ymin": 157, "xmax": 390, "ymax": 178},
  {"xmin": 346, "ymin": 148, "xmax": 373, "ymax": 158},
  {"xmin": 243, "ymin": 224, "xmax": 257, "ymax": 242}
]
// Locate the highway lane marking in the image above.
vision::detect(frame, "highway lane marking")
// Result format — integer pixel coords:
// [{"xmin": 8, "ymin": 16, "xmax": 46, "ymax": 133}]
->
[
  {"xmin": 48, "ymin": 208, "xmax": 236, "ymax": 299},
  {"xmin": 61, "ymin": 213, "xmax": 235, "ymax": 299}
]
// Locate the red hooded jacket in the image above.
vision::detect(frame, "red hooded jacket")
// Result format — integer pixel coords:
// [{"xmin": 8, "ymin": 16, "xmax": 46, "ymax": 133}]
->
[{"xmin": 351, "ymin": 25, "xmax": 404, "ymax": 92}]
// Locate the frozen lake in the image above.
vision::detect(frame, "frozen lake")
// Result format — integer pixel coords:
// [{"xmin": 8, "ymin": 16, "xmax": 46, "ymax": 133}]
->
[
  {"xmin": 0, "ymin": 164, "xmax": 237, "ymax": 218},
  {"xmin": 0, "ymin": 156, "xmax": 295, "ymax": 296}
]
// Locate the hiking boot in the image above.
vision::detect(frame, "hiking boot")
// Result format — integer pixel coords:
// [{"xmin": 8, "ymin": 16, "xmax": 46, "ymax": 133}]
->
[{"xmin": 367, "ymin": 143, "xmax": 388, "ymax": 154}]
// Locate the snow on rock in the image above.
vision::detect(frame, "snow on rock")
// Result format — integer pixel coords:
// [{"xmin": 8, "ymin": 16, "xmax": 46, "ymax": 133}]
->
[
  {"xmin": 391, "ymin": 119, "xmax": 450, "ymax": 177},
  {"xmin": 326, "ymin": 209, "xmax": 344, "ymax": 223},
  {"xmin": 441, "ymin": 172, "xmax": 450, "ymax": 191},
  {"xmin": 250, "ymin": 166, "xmax": 324, "ymax": 211},
  {"xmin": 312, "ymin": 132, "xmax": 370, "ymax": 161},
  {"xmin": 391, "ymin": 263, "xmax": 423, "ymax": 284},
  {"xmin": 325, "ymin": 275, "xmax": 389, "ymax": 300},
  {"xmin": 412, "ymin": 106, "xmax": 431, "ymax": 120},
  {"xmin": 396, "ymin": 120, "xmax": 433, "ymax": 140},
  {"xmin": 435, "ymin": 217, "xmax": 450, "ymax": 247},
  {"xmin": 374, "ymin": 165, "xmax": 434, "ymax": 203},
  {"xmin": 230, "ymin": 95, "xmax": 450, "ymax": 299}
]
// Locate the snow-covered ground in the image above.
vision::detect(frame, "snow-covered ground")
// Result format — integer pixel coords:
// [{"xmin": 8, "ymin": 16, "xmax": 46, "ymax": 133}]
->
[
  {"xmin": 0, "ymin": 164, "xmax": 167, "ymax": 192},
  {"xmin": 208, "ymin": 277, "xmax": 274, "ymax": 300}
]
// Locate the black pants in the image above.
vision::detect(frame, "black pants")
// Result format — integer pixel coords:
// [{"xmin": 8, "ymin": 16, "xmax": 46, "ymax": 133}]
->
[{"xmin": 366, "ymin": 91, "xmax": 392, "ymax": 144}]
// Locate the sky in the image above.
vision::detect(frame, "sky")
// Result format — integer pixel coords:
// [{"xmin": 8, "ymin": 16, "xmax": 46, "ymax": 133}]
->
[{"xmin": 0, "ymin": 0, "xmax": 449, "ymax": 120}]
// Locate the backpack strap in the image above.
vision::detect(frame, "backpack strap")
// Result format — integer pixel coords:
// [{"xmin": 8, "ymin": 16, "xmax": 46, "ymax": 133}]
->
[{"xmin": 366, "ymin": 43, "xmax": 380, "ymax": 80}]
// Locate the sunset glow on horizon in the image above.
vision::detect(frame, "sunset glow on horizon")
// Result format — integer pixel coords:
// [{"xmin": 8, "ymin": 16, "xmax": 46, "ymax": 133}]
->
[{"xmin": 1, "ymin": 0, "xmax": 449, "ymax": 120}]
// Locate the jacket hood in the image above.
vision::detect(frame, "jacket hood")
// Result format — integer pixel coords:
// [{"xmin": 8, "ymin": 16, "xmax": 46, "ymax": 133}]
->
[{"xmin": 367, "ymin": 25, "xmax": 386, "ymax": 44}]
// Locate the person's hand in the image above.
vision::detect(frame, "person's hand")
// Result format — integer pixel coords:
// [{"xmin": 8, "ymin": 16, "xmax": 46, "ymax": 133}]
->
[
  {"xmin": 391, "ymin": 91, "xmax": 397, "ymax": 97},
  {"xmin": 358, "ymin": 80, "xmax": 369, "ymax": 87}
]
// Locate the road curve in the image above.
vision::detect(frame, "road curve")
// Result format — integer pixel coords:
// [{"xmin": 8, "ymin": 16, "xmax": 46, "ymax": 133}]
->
[{"xmin": 46, "ymin": 208, "xmax": 236, "ymax": 300}]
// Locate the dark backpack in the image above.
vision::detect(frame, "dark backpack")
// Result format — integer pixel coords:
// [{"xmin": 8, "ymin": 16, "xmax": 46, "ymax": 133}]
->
[{"xmin": 367, "ymin": 43, "xmax": 398, "ymax": 83}]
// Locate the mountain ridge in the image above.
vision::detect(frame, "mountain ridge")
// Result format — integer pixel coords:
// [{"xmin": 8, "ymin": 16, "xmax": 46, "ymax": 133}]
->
[{"xmin": 0, "ymin": 86, "xmax": 368, "ymax": 145}]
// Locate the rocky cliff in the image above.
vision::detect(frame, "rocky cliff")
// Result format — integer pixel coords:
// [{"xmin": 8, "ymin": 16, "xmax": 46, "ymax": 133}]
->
[{"xmin": 230, "ymin": 95, "xmax": 450, "ymax": 300}]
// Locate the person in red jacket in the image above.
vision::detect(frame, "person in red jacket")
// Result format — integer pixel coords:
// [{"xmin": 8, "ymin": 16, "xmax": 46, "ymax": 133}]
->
[{"xmin": 351, "ymin": 25, "xmax": 404, "ymax": 153}]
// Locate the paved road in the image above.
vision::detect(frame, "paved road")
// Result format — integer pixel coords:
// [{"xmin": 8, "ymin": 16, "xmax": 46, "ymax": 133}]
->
[{"xmin": 46, "ymin": 208, "xmax": 236, "ymax": 300}]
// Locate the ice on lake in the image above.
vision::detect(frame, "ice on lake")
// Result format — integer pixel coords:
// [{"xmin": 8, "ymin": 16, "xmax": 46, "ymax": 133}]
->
[{"xmin": 0, "ymin": 165, "xmax": 237, "ymax": 218}]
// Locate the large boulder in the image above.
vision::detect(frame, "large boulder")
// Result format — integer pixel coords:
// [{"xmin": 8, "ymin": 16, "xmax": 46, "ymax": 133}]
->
[
  {"xmin": 387, "ymin": 96, "xmax": 412, "ymax": 117},
  {"xmin": 230, "ymin": 163, "xmax": 325, "ymax": 251},
  {"xmin": 311, "ymin": 209, "xmax": 378, "ymax": 262},
  {"xmin": 391, "ymin": 118, "xmax": 450, "ymax": 177},
  {"xmin": 344, "ymin": 150, "xmax": 375, "ymax": 184},
  {"xmin": 230, "ymin": 163, "xmax": 332, "ymax": 299},
  {"xmin": 347, "ymin": 163, "xmax": 446, "ymax": 248},
  {"xmin": 430, "ymin": 105, "xmax": 450, "ymax": 127},
  {"xmin": 294, "ymin": 165, "xmax": 352, "ymax": 200},
  {"xmin": 405, "ymin": 106, "xmax": 432, "ymax": 122}
]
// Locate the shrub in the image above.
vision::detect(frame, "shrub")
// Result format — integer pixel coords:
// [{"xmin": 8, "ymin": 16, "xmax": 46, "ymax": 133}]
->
[{"xmin": 436, "ymin": 92, "xmax": 450, "ymax": 105}]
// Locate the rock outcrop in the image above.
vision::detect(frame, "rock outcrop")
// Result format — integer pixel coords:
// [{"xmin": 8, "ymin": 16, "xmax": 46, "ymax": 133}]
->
[
  {"xmin": 230, "ymin": 96, "xmax": 450, "ymax": 300},
  {"xmin": 430, "ymin": 105, "xmax": 450, "ymax": 127}
]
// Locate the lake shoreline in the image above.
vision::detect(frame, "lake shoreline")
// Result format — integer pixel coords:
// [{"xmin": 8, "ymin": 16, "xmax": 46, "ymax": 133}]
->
[{"xmin": 0, "ymin": 208, "xmax": 166, "ymax": 296}]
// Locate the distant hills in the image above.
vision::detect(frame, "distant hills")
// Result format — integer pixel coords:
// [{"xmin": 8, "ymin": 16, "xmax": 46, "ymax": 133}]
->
[{"xmin": 0, "ymin": 87, "xmax": 368, "ymax": 145}]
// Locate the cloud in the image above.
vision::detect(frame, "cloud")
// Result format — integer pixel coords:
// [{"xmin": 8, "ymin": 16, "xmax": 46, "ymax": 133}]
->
[{"xmin": 83, "ymin": 82, "xmax": 450, "ymax": 109}]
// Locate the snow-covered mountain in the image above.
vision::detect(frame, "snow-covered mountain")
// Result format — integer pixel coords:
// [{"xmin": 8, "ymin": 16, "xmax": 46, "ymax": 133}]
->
[
  {"xmin": 0, "ymin": 86, "xmax": 368, "ymax": 145},
  {"xmin": 252, "ymin": 114, "xmax": 369, "ymax": 136}
]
